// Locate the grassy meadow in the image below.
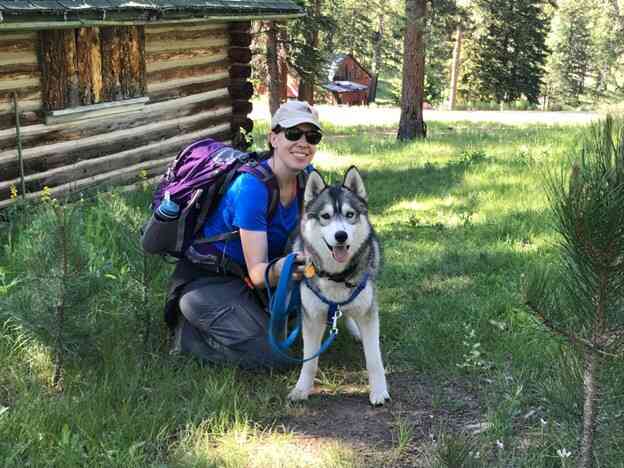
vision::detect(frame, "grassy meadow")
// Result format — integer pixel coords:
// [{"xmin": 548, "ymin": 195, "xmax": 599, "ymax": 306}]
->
[{"xmin": 1, "ymin": 117, "xmax": 623, "ymax": 467}]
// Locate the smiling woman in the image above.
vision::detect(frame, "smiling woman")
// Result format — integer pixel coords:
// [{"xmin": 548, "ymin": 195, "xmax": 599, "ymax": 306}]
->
[{"xmin": 164, "ymin": 100, "xmax": 324, "ymax": 369}]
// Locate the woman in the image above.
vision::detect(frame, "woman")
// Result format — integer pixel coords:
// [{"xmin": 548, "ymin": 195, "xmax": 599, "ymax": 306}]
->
[{"xmin": 167, "ymin": 100, "xmax": 323, "ymax": 369}]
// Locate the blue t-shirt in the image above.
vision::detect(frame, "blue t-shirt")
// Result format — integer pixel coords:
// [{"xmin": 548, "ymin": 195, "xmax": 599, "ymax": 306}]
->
[{"xmin": 201, "ymin": 163, "xmax": 301, "ymax": 266}]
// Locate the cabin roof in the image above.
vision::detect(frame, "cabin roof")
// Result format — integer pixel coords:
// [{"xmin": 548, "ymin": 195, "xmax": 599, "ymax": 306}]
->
[
  {"xmin": 327, "ymin": 53, "xmax": 372, "ymax": 81},
  {"xmin": 0, "ymin": 0, "xmax": 303, "ymax": 28},
  {"xmin": 323, "ymin": 80, "xmax": 368, "ymax": 94}
]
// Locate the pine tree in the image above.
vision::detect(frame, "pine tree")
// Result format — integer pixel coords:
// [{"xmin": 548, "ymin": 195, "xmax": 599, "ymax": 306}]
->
[
  {"xmin": 0, "ymin": 195, "xmax": 103, "ymax": 389},
  {"xmin": 526, "ymin": 116, "xmax": 624, "ymax": 468},
  {"xmin": 545, "ymin": 0, "xmax": 592, "ymax": 106},
  {"xmin": 461, "ymin": 0, "xmax": 549, "ymax": 105}
]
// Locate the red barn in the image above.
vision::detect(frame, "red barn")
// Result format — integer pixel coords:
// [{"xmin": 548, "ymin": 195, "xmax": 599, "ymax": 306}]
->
[{"xmin": 323, "ymin": 54, "xmax": 372, "ymax": 106}]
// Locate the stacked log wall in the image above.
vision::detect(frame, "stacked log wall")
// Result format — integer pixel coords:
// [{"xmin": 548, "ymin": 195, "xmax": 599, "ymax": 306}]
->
[{"xmin": 0, "ymin": 21, "xmax": 255, "ymax": 208}]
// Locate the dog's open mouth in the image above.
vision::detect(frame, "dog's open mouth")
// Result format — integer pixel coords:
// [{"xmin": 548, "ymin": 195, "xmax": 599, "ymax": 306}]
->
[{"xmin": 325, "ymin": 240, "xmax": 350, "ymax": 263}]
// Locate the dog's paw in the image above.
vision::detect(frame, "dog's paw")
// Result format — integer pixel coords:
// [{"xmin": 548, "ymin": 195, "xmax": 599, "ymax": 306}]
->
[
  {"xmin": 288, "ymin": 387, "xmax": 311, "ymax": 402},
  {"xmin": 369, "ymin": 389, "xmax": 391, "ymax": 406}
]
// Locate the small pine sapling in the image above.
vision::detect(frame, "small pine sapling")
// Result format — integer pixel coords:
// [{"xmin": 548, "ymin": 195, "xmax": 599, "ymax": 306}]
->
[{"xmin": 525, "ymin": 116, "xmax": 624, "ymax": 468}]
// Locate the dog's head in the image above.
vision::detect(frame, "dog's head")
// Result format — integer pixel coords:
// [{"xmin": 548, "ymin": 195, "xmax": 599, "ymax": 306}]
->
[{"xmin": 301, "ymin": 166, "xmax": 371, "ymax": 271}]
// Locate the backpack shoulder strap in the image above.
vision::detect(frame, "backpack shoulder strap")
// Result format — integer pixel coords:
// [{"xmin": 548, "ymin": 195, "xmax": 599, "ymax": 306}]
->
[{"xmin": 239, "ymin": 162, "xmax": 280, "ymax": 221}]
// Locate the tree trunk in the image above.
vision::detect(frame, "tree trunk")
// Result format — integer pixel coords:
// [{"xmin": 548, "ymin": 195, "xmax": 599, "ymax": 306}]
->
[
  {"xmin": 369, "ymin": 13, "xmax": 384, "ymax": 104},
  {"xmin": 397, "ymin": 0, "xmax": 427, "ymax": 140},
  {"xmin": 266, "ymin": 21, "xmax": 281, "ymax": 115},
  {"xmin": 277, "ymin": 22, "xmax": 289, "ymax": 102},
  {"xmin": 448, "ymin": 24, "xmax": 462, "ymax": 111},
  {"xmin": 298, "ymin": 0, "xmax": 321, "ymax": 104},
  {"xmin": 578, "ymin": 349, "xmax": 600, "ymax": 468}
]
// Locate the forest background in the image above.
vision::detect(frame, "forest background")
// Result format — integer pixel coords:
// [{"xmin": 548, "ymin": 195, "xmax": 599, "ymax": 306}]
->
[{"xmin": 250, "ymin": 0, "xmax": 624, "ymax": 113}]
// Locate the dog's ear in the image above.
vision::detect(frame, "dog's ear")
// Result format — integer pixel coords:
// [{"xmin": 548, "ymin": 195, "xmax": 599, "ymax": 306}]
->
[
  {"xmin": 304, "ymin": 170, "xmax": 326, "ymax": 205},
  {"xmin": 343, "ymin": 166, "xmax": 367, "ymax": 202}
]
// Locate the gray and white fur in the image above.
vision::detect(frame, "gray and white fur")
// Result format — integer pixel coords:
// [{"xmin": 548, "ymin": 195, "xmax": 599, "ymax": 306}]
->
[{"xmin": 289, "ymin": 166, "xmax": 390, "ymax": 406}]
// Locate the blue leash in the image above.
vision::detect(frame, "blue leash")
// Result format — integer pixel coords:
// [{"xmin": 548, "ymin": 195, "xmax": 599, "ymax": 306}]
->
[{"xmin": 265, "ymin": 253, "xmax": 369, "ymax": 363}]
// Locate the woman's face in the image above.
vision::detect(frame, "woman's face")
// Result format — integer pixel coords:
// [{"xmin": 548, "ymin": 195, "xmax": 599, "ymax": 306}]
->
[{"xmin": 269, "ymin": 123, "xmax": 320, "ymax": 173}]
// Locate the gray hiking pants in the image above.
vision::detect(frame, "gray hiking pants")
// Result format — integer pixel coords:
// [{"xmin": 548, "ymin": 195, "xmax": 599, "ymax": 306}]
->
[{"xmin": 172, "ymin": 274, "xmax": 292, "ymax": 370}]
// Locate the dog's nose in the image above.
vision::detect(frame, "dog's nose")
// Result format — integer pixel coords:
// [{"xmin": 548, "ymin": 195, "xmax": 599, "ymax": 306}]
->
[{"xmin": 335, "ymin": 231, "xmax": 348, "ymax": 243}]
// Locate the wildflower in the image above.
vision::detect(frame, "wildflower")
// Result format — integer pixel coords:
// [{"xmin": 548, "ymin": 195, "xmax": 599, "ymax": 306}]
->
[
  {"xmin": 557, "ymin": 448, "xmax": 572, "ymax": 459},
  {"xmin": 9, "ymin": 184, "xmax": 17, "ymax": 199},
  {"xmin": 496, "ymin": 439, "xmax": 504, "ymax": 450},
  {"xmin": 139, "ymin": 169, "xmax": 148, "ymax": 180},
  {"xmin": 41, "ymin": 186, "xmax": 52, "ymax": 203}
]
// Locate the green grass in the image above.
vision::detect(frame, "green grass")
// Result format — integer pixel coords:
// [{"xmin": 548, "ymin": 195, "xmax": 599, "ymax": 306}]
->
[{"xmin": 1, "ymin": 119, "xmax": 624, "ymax": 466}]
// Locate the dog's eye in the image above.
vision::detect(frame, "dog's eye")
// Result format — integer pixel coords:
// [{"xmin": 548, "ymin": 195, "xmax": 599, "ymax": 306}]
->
[
  {"xmin": 321, "ymin": 213, "xmax": 331, "ymax": 220},
  {"xmin": 345, "ymin": 212, "xmax": 355, "ymax": 219}
]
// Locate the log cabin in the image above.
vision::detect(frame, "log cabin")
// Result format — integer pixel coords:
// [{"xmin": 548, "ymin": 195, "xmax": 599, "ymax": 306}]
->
[
  {"xmin": 323, "ymin": 53, "xmax": 372, "ymax": 106},
  {"xmin": 0, "ymin": 0, "xmax": 302, "ymax": 208}
]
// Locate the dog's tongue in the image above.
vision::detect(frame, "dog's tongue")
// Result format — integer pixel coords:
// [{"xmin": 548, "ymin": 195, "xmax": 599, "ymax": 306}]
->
[{"xmin": 332, "ymin": 245, "xmax": 349, "ymax": 263}]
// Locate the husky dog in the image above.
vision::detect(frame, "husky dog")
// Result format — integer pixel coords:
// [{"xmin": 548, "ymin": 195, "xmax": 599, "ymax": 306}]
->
[{"xmin": 288, "ymin": 166, "xmax": 390, "ymax": 406}]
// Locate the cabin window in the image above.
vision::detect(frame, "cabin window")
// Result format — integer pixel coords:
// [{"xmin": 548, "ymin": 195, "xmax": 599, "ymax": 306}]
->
[{"xmin": 39, "ymin": 26, "xmax": 147, "ymax": 122}]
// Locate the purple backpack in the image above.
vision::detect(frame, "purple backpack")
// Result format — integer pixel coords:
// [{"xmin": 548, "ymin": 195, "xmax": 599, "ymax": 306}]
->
[{"xmin": 149, "ymin": 138, "xmax": 280, "ymax": 258}]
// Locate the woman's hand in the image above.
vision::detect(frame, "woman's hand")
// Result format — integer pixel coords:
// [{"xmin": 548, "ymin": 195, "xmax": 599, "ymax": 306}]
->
[
  {"xmin": 240, "ymin": 229, "xmax": 308, "ymax": 288},
  {"xmin": 289, "ymin": 251, "xmax": 308, "ymax": 282}
]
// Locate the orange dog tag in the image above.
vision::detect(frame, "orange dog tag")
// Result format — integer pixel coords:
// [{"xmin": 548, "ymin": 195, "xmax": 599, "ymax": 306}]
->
[{"xmin": 304, "ymin": 263, "xmax": 316, "ymax": 278}]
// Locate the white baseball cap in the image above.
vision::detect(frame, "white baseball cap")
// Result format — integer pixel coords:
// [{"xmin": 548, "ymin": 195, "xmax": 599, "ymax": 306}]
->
[{"xmin": 271, "ymin": 100, "xmax": 321, "ymax": 130}]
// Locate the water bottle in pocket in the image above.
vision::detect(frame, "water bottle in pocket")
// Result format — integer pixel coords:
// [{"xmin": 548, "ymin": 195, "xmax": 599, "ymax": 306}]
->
[{"xmin": 141, "ymin": 191, "xmax": 180, "ymax": 254}]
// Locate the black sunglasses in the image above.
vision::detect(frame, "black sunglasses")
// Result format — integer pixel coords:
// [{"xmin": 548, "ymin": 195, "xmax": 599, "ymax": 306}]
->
[{"xmin": 283, "ymin": 127, "xmax": 323, "ymax": 145}]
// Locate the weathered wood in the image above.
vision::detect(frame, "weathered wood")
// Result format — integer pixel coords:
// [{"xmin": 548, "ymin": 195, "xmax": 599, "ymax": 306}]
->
[
  {"xmin": 228, "ymin": 79, "xmax": 254, "ymax": 100},
  {"xmin": 232, "ymin": 99, "xmax": 252, "ymax": 115},
  {"xmin": 0, "ymin": 108, "xmax": 233, "ymax": 179},
  {"xmin": 146, "ymin": 58, "xmax": 229, "ymax": 82},
  {"xmin": 101, "ymin": 27, "xmax": 122, "ymax": 101},
  {"xmin": 147, "ymin": 78, "xmax": 229, "ymax": 104},
  {"xmin": 229, "ymin": 21, "xmax": 252, "ymax": 33},
  {"xmin": 1, "ymin": 157, "xmax": 172, "ymax": 207},
  {"xmin": 0, "ymin": 110, "xmax": 43, "ymax": 130},
  {"xmin": 145, "ymin": 29, "xmax": 228, "ymax": 44},
  {"xmin": 148, "ymin": 71, "xmax": 229, "ymax": 93},
  {"xmin": 229, "ymin": 32, "xmax": 252, "ymax": 47},
  {"xmin": 145, "ymin": 23, "xmax": 225, "ymax": 36},
  {"xmin": 0, "ymin": 95, "xmax": 231, "ymax": 151},
  {"xmin": 76, "ymin": 27, "xmax": 102, "ymax": 105},
  {"xmin": 0, "ymin": 32, "xmax": 37, "ymax": 42},
  {"xmin": 0, "ymin": 70, "xmax": 41, "ymax": 84},
  {"xmin": 146, "ymin": 37, "xmax": 228, "ymax": 54},
  {"xmin": 145, "ymin": 46, "xmax": 228, "ymax": 65},
  {"xmin": 40, "ymin": 30, "xmax": 80, "ymax": 111},
  {"xmin": 45, "ymin": 97, "xmax": 149, "ymax": 125},
  {"xmin": 232, "ymin": 115, "xmax": 253, "ymax": 133},
  {"xmin": 0, "ymin": 86, "xmax": 40, "ymax": 104},
  {"xmin": 229, "ymin": 63, "xmax": 251, "ymax": 79},
  {"xmin": 228, "ymin": 46, "xmax": 252, "ymax": 64},
  {"xmin": 0, "ymin": 52, "xmax": 37, "ymax": 67},
  {"xmin": 64, "ymin": 30, "xmax": 80, "ymax": 108},
  {"xmin": 0, "ymin": 124, "xmax": 232, "ymax": 206},
  {"xmin": 147, "ymin": 55, "xmax": 229, "ymax": 73},
  {"xmin": 0, "ymin": 63, "xmax": 39, "ymax": 75},
  {"xmin": 126, "ymin": 26, "xmax": 146, "ymax": 98},
  {"xmin": 0, "ymin": 37, "xmax": 36, "ymax": 54}
]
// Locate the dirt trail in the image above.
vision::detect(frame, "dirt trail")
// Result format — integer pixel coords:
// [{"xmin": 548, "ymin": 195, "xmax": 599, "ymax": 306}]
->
[{"xmin": 277, "ymin": 372, "xmax": 484, "ymax": 467}]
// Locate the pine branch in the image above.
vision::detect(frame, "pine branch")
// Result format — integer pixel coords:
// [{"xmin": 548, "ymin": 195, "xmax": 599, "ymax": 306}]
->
[{"xmin": 525, "ymin": 300, "xmax": 619, "ymax": 359}]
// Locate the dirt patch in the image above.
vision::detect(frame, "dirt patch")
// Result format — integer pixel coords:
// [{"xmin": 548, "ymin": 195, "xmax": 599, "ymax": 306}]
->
[{"xmin": 276, "ymin": 371, "xmax": 484, "ymax": 467}]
